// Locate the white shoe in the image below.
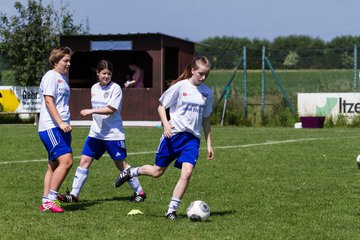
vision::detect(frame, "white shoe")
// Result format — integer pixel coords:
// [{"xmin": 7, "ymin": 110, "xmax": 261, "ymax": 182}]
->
[{"xmin": 356, "ymin": 155, "xmax": 360, "ymax": 169}]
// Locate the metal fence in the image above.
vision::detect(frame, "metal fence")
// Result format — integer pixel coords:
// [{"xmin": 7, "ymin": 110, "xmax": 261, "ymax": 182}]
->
[{"xmin": 198, "ymin": 46, "xmax": 359, "ymax": 123}]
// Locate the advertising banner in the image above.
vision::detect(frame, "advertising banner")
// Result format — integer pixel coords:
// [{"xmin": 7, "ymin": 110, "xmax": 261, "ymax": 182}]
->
[
  {"xmin": 297, "ymin": 93, "xmax": 360, "ymax": 117},
  {"xmin": 0, "ymin": 86, "xmax": 41, "ymax": 113}
]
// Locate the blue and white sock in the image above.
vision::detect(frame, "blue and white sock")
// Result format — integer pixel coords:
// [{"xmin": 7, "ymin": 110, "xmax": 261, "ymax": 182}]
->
[
  {"xmin": 125, "ymin": 167, "xmax": 143, "ymax": 193},
  {"xmin": 70, "ymin": 167, "xmax": 89, "ymax": 197},
  {"xmin": 130, "ymin": 167, "xmax": 140, "ymax": 177},
  {"xmin": 48, "ymin": 190, "xmax": 58, "ymax": 201},
  {"xmin": 167, "ymin": 197, "xmax": 181, "ymax": 215},
  {"xmin": 127, "ymin": 177, "xmax": 143, "ymax": 193},
  {"xmin": 42, "ymin": 195, "xmax": 48, "ymax": 204}
]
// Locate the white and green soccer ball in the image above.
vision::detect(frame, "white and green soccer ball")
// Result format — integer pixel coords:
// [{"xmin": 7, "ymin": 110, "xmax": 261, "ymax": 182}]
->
[{"xmin": 186, "ymin": 200, "xmax": 210, "ymax": 222}]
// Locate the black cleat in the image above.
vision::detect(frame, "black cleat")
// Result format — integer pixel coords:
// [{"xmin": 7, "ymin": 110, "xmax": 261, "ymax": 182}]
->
[
  {"xmin": 166, "ymin": 211, "xmax": 179, "ymax": 220},
  {"xmin": 114, "ymin": 169, "xmax": 132, "ymax": 187},
  {"xmin": 129, "ymin": 191, "xmax": 146, "ymax": 202},
  {"xmin": 57, "ymin": 190, "xmax": 78, "ymax": 203}
]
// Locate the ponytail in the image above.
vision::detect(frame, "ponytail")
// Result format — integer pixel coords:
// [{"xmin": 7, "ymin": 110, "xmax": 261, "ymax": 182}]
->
[
  {"xmin": 168, "ymin": 64, "xmax": 192, "ymax": 86},
  {"xmin": 168, "ymin": 56, "xmax": 211, "ymax": 86}
]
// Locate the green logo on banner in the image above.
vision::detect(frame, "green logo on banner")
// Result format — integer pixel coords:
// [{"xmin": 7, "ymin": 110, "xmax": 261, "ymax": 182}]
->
[{"xmin": 316, "ymin": 97, "xmax": 337, "ymax": 116}]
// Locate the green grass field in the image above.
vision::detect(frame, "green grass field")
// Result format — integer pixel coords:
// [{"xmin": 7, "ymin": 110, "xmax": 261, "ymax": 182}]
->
[
  {"xmin": 1, "ymin": 125, "xmax": 360, "ymax": 239},
  {"xmin": 207, "ymin": 69, "xmax": 354, "ymax": 100}
]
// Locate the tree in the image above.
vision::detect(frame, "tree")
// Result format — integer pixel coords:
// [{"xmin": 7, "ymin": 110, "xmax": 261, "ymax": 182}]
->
[
  {"xmin": 0, "ymin": 0, "xmax": 87, "ymax": 86},
  {"xmin": 326, "ymin": 35, "xmax": 360, "ymax": 49},
  {"xmin": 269, "ymin": 35, "xmax": 325, "ymax": 69},
  {"xmin": 283, "ymin": 51, "xmax": 300, "ymax": 68},
  {"xmin": 196, "ymin": 36, "xmax": 252, "ymax": 69},
  {"xmin": 271, "ymin": 35, "xmax": 325, "ymax": 50}
]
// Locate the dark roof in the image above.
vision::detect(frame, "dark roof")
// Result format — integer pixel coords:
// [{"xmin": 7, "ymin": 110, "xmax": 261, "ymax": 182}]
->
[{"xmin": 61, "ymin": 32, "xmax": 195, "ymax": 44}]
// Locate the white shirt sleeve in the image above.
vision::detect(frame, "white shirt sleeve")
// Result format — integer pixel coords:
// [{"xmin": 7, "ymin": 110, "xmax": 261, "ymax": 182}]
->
[
  {"xmin": 203, "ymin": 90, "xmax": 214, "ymax": 118},
  {"xmin": 108, "ymin": 84, "xmax": 122, "ymax": 110},
  {"xmin": 159, "ymin": 83, "xmax": 180, "ymax": 108},
  {"xmin": 42, "ymin": 71, "xmax": 57, "ymax": 97}
]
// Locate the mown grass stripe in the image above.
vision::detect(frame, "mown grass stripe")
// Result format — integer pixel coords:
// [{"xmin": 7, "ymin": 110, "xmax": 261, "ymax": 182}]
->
[{"xmin": 0, "ymin": 137, "xmax": 335, "ymax": 165}]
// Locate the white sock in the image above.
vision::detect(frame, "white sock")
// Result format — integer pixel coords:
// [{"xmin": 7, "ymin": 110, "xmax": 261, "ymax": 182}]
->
[
  {"xmin": 42, "ymin": 195, "xmax": 48, "ymax": 204},
  {"xmin": 125, "ymin": 167, "xmax": 143, "ymax": 193},
  {"xmin": 127, "ymin": 177, "xmax": 143, "ymax": 193},
  {"xmin": 48, "ymin": 190, "xmax": 58, "ymax": 201},
  {"xmin": 130, "ymin": 167, "xmax": 140, "ymax": 177},
  {"xmin": 167, "ymin": 197, "xmax": 181, "ymax": 214},
  {"xmin": 70, "ymin": 167, "xmax": 89, "ymax": 197}
]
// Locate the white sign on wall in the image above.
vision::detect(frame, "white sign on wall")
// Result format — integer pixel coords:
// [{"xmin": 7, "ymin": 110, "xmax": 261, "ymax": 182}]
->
[
  {"xmin": 0, "ymin": 86, "xmax": 41, "ymax": 113},
  {"xmin": 90, "ymin": 41, "xmax": 133, "ymax": 51},
  {"xmin": 297, "ymin": 93, "xmax": 360, "ymax": 117}
]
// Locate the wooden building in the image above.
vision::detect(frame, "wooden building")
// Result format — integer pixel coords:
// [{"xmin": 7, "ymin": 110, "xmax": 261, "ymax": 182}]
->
[{"xmin": 60, "ymin": 33, "xmax": 195, "ymax": 122}]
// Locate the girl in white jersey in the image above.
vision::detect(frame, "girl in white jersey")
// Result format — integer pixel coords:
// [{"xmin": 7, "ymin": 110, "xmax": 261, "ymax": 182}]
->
[
  {"xmin": 115, "ymin": 56, "xmax": 214, "ymax": 220},
  {"xmin": 38, "ymin": 47, "xmax": 73, "ymax": 213},
  {"xmin": 58, "ymin": 60, "xmax": 146, "ymax": 204}
]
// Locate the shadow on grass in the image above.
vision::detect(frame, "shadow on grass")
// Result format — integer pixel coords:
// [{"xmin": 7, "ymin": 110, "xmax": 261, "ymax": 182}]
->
[
  {"xmin": 62, "ymin": 196, "xmax": 130, "ymax": 211},
  {"xmin": 211, "ymin": 209, "xmax": 236, "ymax": 216},
  {"xmin": 140, "ymin": 209, "xmax": 236, "ymax": 220}
]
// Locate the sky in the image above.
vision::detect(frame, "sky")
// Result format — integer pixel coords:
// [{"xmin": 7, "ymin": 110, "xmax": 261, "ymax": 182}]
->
[{"xmin": 0, "ymin": 0, "xmax": 359, "ymax": 43}]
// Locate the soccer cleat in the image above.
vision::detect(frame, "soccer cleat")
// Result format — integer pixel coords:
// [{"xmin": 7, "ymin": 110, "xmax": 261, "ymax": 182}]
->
[
  {"xmin": 57, "ymin": 191, "xmax": 78, "ymax": 203},
  {"xmin": 40, "ymin": 200, "xmax": 64, "ymax": 213},
  {"xmin": 356, "ymin": 155, "xmax": 360, "ymax": 169},
  {"xmin": 114, "ymin": 169, "xmax": 132, "ymax": 187},
  {"xmin": 129, "ymin": 191, "xmax": 146, "ymax": 202},
  {"xmin": 166, "ymin": 211, "xmax": 179, "ymax": 220},
  {"xmin": 40, "ymin": 204, "xmax": 48, "ymax": 212}
]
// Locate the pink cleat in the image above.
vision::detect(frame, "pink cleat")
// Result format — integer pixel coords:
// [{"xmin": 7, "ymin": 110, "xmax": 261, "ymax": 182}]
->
[{"xmin": 40, "ymin": 200, "xmax": 64, "ymax": 213}]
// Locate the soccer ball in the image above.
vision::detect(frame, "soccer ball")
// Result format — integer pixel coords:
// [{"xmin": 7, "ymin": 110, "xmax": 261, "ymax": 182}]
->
[{"xmin": 186, "ymin": 200, "xmax": 210, "ymax": 222}]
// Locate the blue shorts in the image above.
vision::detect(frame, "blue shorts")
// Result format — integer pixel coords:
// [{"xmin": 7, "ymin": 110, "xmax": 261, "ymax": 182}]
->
[
  {"xmin": 155, "ymin": 132, "xmax": 200, "ymax": 169},
  {"xmin": 82, "ymin": 137, "xmax": 127, "ymax": 161},
  {"xmin": 38, "ymin": 127, "xmax": 72, "ymax": 161}
]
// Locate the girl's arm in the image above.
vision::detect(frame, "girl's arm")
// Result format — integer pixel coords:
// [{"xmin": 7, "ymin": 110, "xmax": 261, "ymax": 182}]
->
[
  {"xmin": 80, "ymin": 106, "xmax": 116, "ymax": 116},
  {"xmin": 158, "ymin": 104, "xmax": 173, "ymax": 138},
  {"xmin": 202, "ymin": 116, "xmax": 214, "ymax": 160}
]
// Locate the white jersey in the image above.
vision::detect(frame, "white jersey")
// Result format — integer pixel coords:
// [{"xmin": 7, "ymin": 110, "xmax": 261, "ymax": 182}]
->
[
  {"xmin": 38, "ymin": 70, "xmax": 70, "ymax": 131},
  {"xmin": 88, "ymin": 81, "xmax": 125, "ymax": 140},
  {"xmin": 159, "ymin": 79, "xmax": 213, "ymax": 138}
]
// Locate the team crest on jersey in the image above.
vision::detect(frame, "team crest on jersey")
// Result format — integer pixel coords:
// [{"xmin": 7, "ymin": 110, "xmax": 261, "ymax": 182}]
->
[
  {"xmin": 58, "ymin": 79, "xmax": 63, "ymax": 84},
  {"xmin": 104, "ymin": 92, "xmax": 109, "ymax": 98}
]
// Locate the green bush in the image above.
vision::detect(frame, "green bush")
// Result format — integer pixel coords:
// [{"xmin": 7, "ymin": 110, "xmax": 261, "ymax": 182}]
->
[
  {"xmin": 349, "ymin": 115, "xmax": 360, "ymax": 127},
  {"xmin": 0, "ymin": 70, "xmax": 16, "ymax": 85},
  {"xmin": 210, "ymin": 82, "xmax": 360, "ymax": 128},
  {"xmin": 0, "ymin": 114, "xmax": 35, "ymax": 124},
  {"xmin": 324, "ymin": 115, "xmax": 335, "ymax": 128},
  {"xmin": 211, "ymin": 93, "xmax": 297, "ymax": 127},
  {"xmin": 334, "ymin": 114, "xmax": 348, "ymax": 127}
]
